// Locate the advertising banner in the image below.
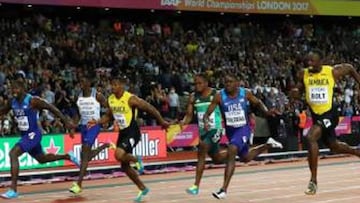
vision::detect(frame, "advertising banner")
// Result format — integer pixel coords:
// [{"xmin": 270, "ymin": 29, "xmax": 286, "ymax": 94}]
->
[
  {"xmin": 64, "ymin": 132, "xmax": 116, "ymax": 166},
  {"xmin": 170, "ymin": 0, "xmax": 316, "ymax": 15},
  {"xmin": 303, "ymin": 116, "xmax": 352, "ymax": 136},
  {"xmin": 0, "ymin": 134, "xmax": 65, "ymax": 172},
  {"xmin": 0, "ymin": 129, "xmax": 166, "ymax": 171},
  {"xmin": 64, "ymin": 129, "xmax": 167, "ymax": 166},
  {"xmin": 335, "ymin": 117, "xmax": 352, "ymax": 135},
  {"xmin": 2, "ymin": 0, "xmax": 360, "ymax": 16},
  {"xmin": 352, "ymin": 116, "xmax": 360, "ymax": 122},
  {"xmin": 166, "ymin": 124, "xmax": 200, "ymax": 147}
]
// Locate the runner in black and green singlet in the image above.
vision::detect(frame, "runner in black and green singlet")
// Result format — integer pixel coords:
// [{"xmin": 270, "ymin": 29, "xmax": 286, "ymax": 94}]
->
[{"xmin": 180, "ymin": 73, "xmax": 226, "ymax": 195}]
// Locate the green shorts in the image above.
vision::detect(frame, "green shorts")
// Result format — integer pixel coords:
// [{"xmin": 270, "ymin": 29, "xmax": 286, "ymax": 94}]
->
[{"xmin": 200, "ymin": 128, "xmax": 222, "ymax": 155}]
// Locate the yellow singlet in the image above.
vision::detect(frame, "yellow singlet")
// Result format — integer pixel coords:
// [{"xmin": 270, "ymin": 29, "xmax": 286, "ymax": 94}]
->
[
  {"xmin": 303, "ymin": 65, "xmax": 335, "ymax": 115},
  {"xmin": 108, "ymin": 91, "xmax": 137, "ymax": 130}
]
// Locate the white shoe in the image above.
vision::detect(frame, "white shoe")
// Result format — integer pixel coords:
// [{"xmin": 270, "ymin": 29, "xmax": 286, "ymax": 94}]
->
[
  {"xmin": 266, "ymin": 137, "xmax": 283, "ymax": 149},
  {"xmin": 212, "ymin": 188, "xmax": 226, "ymax": 199}
]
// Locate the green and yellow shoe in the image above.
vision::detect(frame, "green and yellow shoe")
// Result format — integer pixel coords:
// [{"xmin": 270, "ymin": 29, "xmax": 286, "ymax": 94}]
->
[
  {"xmin": 69, "ymin": 182, "xmax": 82, "ymax": 194},
  {"xmin": 186, "ymin": 185, "xmax": 199, "ymax": 195},
  {"xmin": 134, "ymin": 188, "xmax": 149, "ymax": 202}
]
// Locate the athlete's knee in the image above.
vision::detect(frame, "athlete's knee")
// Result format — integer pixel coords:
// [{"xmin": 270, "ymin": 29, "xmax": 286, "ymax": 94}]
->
[
  {"xmin": 241, "ymin": 156, "xmax": 251, "ymax": 163},
  {"xmin": 227, "ymin": 145, "xmax": 238, "ymax": 156},
  {"xmin": 306, "ymin": 136, "xmax": 316, "ymax": 144},
  {"xmin": 114, "ymin": 149, "xmax": 126, "ymax": 162},
  {"xmin": 9, "ymin": 147, "xmax": 21, "ymax": 159},
  {"xmin": 121, "ymin": 162, "xmax": 131, "ymax": 170},
  {"xmin": 307, "ymin": 125, "xmax": 322, "ymax": 143},
  {"xmin": 198, "ymin": 142, "xmax": 210, "ymax": 153},
  {"xmin": 115, "ymin": 153, "xmax": 123, "ymax": 162},
  {"xmin": 212, "ymin": 156, "xmax": 222, "ymax": 164},
  {"xmin": 81, "ymin": 146, "xmax": 91, "ymax": 161},
  {"xmin": 327, "ymin": 141, "xmax": 341, "ymax": 153},
  {"xmin": 34, "ymin": 154, "xmax": 47, "ymax": 163},
  {"xmin": 37, "ymin": 157, "xmax": 46, "ymax": 164},
  {"xmin": 306, "ymin": 133, "xmax": 320, "ymax": 143}
]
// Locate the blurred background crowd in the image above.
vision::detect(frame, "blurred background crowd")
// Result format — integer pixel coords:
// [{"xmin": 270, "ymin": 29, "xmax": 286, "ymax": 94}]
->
[{"xmin": 0, "ymin": 6, "xmax": 359, "ymax": 137}]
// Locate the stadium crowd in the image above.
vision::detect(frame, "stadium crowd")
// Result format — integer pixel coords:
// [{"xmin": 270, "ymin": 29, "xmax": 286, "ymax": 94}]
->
[{"xmin": 0, "ymin": 11, "xmax": 359, "ymax": 136}]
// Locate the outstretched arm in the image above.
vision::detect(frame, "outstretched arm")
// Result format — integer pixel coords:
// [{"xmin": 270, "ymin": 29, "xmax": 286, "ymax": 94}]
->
[
  {"xmin": 289, "ymin": 70, "xmax": 305, "ymax": 101},
  {"xmin": 180, "ymin": 93, "xmax": 195, "ymax": 125},
  {"xmin": 96, "ymin": 92, "xmax": 108, "ymax": 108},
  {"xmin": 203, "ymin": 92, "xmax": 221, "ymax": 122},
  {"xmin": 96, "ymin": 99, "xmax": 112, "ymax": 126},
  {"xmin": 333, "ymin": 63, "xmax": 360, "ymax": 84},
  {"xmin": 129, "ymin": 95, "xmax": 169, "ymax": 128},
  {"xmin": 246, "ymin": 90, "xmax": 277, "ymax": 117},
  {"xmin": 31, "ymin": 97, "xmax": 75, "ymax": 129}
]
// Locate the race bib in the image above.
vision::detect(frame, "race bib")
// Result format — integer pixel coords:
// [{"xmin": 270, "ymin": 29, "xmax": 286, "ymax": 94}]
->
[
  {"xmin": 225, "ymin": 110, "xmax": 246, "ymax": 127},
  {"xmin": 113, "ymin": 114, "xmax": 127, "ymax": 129},
  {"xmin": 309, "ymin": 87, "xmax": 328, "ymax": 104},
  {"xmin": 197, "ymin": 112, "xmax": 215, "ymax": 129},
  {"xmin": 17, "ymin": 116, "xmax": 29, "ymax": 131}
]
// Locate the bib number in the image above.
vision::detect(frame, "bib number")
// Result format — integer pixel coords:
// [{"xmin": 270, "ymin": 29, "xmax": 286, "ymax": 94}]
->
[
  {"xmin": 113, "ymin": 114, "xmax": 127, "ymax": 129},
  {"xmin": 225, "ymin": 110, "xmax": 246, "ymax": 127},
  {"xmin": 211, "ymin": 129, "xmax": 222, "ymax": 143},
  {"xmin": 17, "ymin": 116, "xmax": 29, "ymax": 131},
  {"xmin": 309, "ymin": 87, "xmax": 328, "ymax": 104},
  {"xmin": 197, "ymin": 112, "xmax": 215, "ymax": 129}
]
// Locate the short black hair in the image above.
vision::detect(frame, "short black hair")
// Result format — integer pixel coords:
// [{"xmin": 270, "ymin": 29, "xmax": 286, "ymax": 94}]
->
[
  {"xmin": 310, "ymin": 48, "xmax": 324, "ymax": 59},
  {"xmin": 81, "ymin": 74, "xmax": 92, "ymax": 81},
  {"xmin": 12, "ymin": 77, "xmax": 27, "ymax": 90},
  {"xmin": 195, "ymin": 73, "xmax": 209, "ymax": 82},
  {"xmin": 112, "ymin": 75, "xmax": 128, "ymax": 84},
  {"xmin": 81, "ymin": 74, "xmax": 95, "ymax": 86},
  {"xmin": 225, "ymin": 74, "xmax": 238, "ymax": 81}
]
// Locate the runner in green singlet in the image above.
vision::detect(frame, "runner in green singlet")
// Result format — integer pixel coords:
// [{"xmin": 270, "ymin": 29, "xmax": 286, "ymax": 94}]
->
[{"xmin": 180, "ymin": 73, "xmax": 226, "ymax": 195}]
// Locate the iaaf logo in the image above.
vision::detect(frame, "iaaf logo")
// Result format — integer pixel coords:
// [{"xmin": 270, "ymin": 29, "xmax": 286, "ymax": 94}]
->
[
  {"xmin": 132, "ymin": 133, "xmax": 160, "ymax": 157},
  {"xmin": 161, "ymin": 0, "xmax": 182, "ymax": 6},
  {"xmin": 0, "ymin": 138, "xmax": 61, "ymax": 169},
  {"xmin": 72, "ymin": 139, "xmax": 109, "ymax": 161}
]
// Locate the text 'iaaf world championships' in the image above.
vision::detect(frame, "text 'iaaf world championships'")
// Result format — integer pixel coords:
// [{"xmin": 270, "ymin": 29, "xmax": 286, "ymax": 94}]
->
[{"xmin": 178, "ymin": 0, "xmax": 310, "ymax": 11}]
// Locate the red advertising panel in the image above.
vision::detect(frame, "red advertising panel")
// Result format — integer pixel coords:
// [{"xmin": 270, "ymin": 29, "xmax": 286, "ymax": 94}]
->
[
  {"xmin": 64, "ymin": 129, "xmax": 166, "ymax": 166},
  {"xmin": 303, "ymin": 116, "xmax": 352, "ymax": 136},
  {"xmin": 64, "ymin": 132, "xmax": 116, "ymax": 166}
]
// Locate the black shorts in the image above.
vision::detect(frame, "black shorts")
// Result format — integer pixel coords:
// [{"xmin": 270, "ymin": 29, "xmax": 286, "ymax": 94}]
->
[
  {"xmin": 310, "ymin": 106, "xmax": 339, "ymax": 145},
  {"xmin": 117, "ymin": 120, "xmax": 141, "ymax": 153}
]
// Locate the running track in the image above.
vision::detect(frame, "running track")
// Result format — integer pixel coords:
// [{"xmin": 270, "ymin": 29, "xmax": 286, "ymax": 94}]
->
[{"xmin": 1, "ymin": 156, "xmax": 359, "ymax": 203}]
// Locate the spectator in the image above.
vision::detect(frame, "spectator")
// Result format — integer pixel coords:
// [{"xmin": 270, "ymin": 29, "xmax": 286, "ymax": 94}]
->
[{"xmin": 168, "ymin": 87, "xmax": 180, "ymax": 119}]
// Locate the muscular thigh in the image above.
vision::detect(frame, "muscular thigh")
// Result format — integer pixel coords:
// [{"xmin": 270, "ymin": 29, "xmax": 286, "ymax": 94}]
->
[
  {"xmin": 116, "ymin": 121, "xmax": 141, "ymax": 154},
  {"xmin": 311, "ymin": 109, "xmax": 338, "ymax": 145}
]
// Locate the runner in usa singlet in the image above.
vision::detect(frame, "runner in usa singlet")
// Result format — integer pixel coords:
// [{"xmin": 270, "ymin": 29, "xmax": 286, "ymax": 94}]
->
[{"xmin": 220, "ymin": 87, "xmax": 249, "ymax": 130}]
